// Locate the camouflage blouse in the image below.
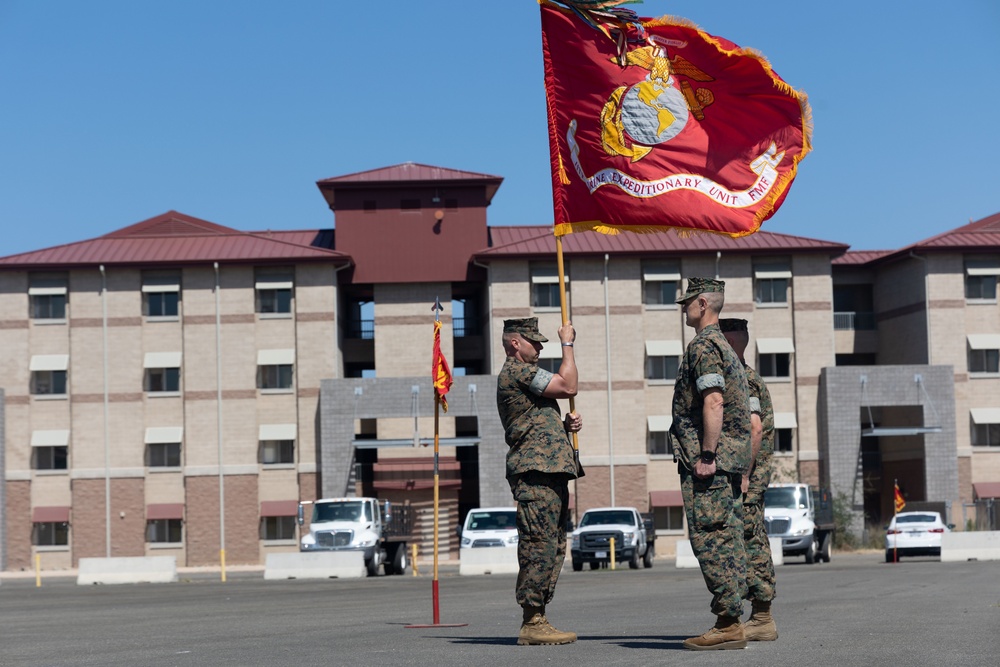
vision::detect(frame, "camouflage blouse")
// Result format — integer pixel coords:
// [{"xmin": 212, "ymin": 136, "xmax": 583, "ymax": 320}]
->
[
  {"xmin": 670, "ymin": 323, "xmax": 751, "ymax": 474},
  {"xmin": 745, "ymin": 363, "xmax": 775, "ymax": 502},
  {"xmin": 496, "ymin": 356, "xmax": 578, "ymax": 479}
]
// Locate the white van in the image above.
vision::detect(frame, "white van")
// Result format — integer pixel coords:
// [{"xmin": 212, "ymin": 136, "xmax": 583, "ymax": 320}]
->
[{"xmin": 460, "ymin": 507, "xmax": 518, "ymax": 549}]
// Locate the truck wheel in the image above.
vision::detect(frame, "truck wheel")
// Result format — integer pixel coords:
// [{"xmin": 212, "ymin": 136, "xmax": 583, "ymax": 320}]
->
[
  {"xmin": 804, "ymin": 538, "xmax": 817, "ymax": 564},
  {"xmin": 819, "ymin": 533, "xmax": 832, "ymax": 563},
  {"xmin": 366, "ymin": 552, "xmax": 381, "ymax": 577},
  {"xmin": 572, "ymin": 558, "xmax": 583, "ymax": 572},
  {"xmin": 589, "ymin": 561, "xmax": 600, "ymax": 571},
  {"xmin": 643, "ymin": 544, "xmax": 654, "ymax": 569},
  {"xmin": 628, "ymin": 549, "xmax": 640, "ymax": 569},
  {"xmin": 385, "ymin": 544, "xmax": 407, "ymax": 575}
]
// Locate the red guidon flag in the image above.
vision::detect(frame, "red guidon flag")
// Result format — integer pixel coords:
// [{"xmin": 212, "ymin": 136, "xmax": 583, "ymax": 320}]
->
[
  {"xmin": 432, "ymin": 320, "xmax": 453, "ymax": 412},
  {"xmin": 541, "ymin": 1, "xmax": 812, "ymax": 238},
  {"xmin": 894, "ymin": 482, "xmax": 906, "ymax": 514}
]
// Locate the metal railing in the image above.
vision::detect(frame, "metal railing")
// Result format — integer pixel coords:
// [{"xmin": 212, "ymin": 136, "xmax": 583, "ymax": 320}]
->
[
  {"xmin": 452, "ymin": 317, "xmax": 481, "ymax": 338},
  {"xmin": 833, "ymin": 311, "xmax": 876, "ymax": 331},
  {"xmin": 345, "ymin": 319, "xmax": 374, "ymax": 340}
]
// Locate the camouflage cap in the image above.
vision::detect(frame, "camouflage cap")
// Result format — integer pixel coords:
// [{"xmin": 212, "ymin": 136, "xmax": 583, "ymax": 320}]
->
[
  {"xmin": 676, "ymin": 277, "xmax": 725, "ymax": 304},
  {"xmin": 719, "ymin": 318, "xmax": 748, "ymax": 333},
  {"xmin": 503, "ymin": 317, "xmax": 548, "ymax": 343}
]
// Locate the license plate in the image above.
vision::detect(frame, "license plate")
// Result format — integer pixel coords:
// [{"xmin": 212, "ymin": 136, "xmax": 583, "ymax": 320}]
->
[{"xmin": 595, "ymin": 551, "xmax": 607, "ymax": 558}]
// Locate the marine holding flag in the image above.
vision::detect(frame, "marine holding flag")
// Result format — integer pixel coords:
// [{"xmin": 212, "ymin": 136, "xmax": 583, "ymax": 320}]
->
[
  {"xmin": 540, "ymin": 0, "xmax": 811, "ymax": 238},
  {"xmin": 496, "ymin": 317, "xmax": 583, "ymax": 646}
]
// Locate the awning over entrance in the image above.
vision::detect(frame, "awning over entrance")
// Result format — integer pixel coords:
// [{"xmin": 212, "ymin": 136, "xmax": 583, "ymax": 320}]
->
[
  {"xmin": 973, "ymin": 482, "xmax": 1000, "ymax": 499},
  {"xmin": 649, "ymin": 490, "xmax": 684, "ymax": 507},
  {"xmin": 146, "ymin": 503, "xmax": 184, "ymax": 520}
]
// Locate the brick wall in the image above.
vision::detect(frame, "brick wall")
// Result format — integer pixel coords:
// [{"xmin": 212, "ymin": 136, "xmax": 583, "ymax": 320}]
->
[{"xmin": 5, "ymin": 480, "xmax": 31, "ymax": 570}]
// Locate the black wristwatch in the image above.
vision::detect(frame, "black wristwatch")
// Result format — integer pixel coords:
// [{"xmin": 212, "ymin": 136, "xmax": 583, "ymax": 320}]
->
[{"xmin": 699, "ymin": 450, "xmax": 716, "ymax": 464}]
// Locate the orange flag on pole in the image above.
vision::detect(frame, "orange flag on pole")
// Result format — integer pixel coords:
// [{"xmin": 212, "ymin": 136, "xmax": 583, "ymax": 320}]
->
[
  {"xmin": 894, "ymin": 482, "xmax": 906, "ymax": 514},
  {"xmin": 432, "ymin": 320, "xmax": 453, "ymax": 412}
]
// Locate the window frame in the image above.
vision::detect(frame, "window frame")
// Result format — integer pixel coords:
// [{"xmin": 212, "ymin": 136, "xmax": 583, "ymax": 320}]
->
[
  {"xmin": 774, "ymin": 428, "xmax": 794, "ymax": 453},
  {"xmin": 260, "ymin": 516, "xmax": 297, "ymax": 541},
  {"xmin": 258, "ymin": 364, "xmax": 294, "ymax": 391},
  {"xmin": 144, "ymin": 290, "xmax": 180, "ymax": 318},
  {"xmin": 33, "ymin": 521, "xmax": 69, "ymax": 547},
  {"xmin": 645, "ymin": 355, "xmax": 680, "ymax": 382},
  {"xmin": 146, "ymin": 518, "xmax": 183, "ymax": 544},
  {"xmin": 758, "ymin": 352, "xmax": 792, "ymax": 379},
  {"xmin": 33, "ymin": 446, "xmax": 68, "ymax": 471},
  {"xmin": 971, "ymin": 422, "xmax": 1000, "ymax": 447},
  {"xmin": 647, "ymin": 430, "xmax": 671, "ymax": 455},
  {"xmin": 145, "ymin": 367, "xmax": 181, "ymax": 393},
  {"xmin": 147, "ymin": 442, "xmax": 182, "ymax": 468},
  {"xmin": 260, "ymin": 439, "xmax": 295, "ymax": 465},
  {"xmin": 31, "ymin": 369, "xmax": 68, "ymax": 396},
  {"xmin": 968, "ymin": 348, "xmax": 1000, "ymax": 375},
  {"xmin": 31, "ymin": 293, "xmax": 67, "ymax": 320},
  {"xmin": 652, "ymin": 506, "xmax": 685, "ymax": 532}
]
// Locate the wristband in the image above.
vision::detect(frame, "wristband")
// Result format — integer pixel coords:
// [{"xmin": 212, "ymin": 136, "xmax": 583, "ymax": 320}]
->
[
  {"xmin": 561, "ymin": 343, "xmax": 573, "ymax": 347},
  {"xmin": 699, "ymin": 451, "xmax": 716, "ymax": 464}
]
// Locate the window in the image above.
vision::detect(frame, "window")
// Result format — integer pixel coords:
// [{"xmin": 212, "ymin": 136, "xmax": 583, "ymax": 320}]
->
[
  {"xmin": 147, "ymin": 519, "xmax": 182, "ymax": 543},
  {"xmin": 971, "ymin": 409, "xmax": 1000, "ymax": 447},
  {"xmin": 965, "ymin": 260, "xmax": 999, "ymax": 300},
  {"xmin": 537, "ymin": 358, "xmax": 560, "ymax": 374},
  {"xmin": 34, "ymin": 446, "xmax": 68, "ymax": 470},
  {"xmin": 757, "ymin": 339, "xmax": 794, "ymax": 379},
  {"xmin": 759, "ymin": 353, "xmax": 791, "ymax": 378},
  {"xmin": 773, "ymin": 413, "xmax": 796, "ymax": 453},
  {"xmin": 148, "ymin": 443, "xmax": 181, "ymax": 467},
  {"xmin": 142, "ymin": 274, "xmax": 181, "ymax": 318},
  {"xmin": 31, "ymin": 370, "xmax": 67, "ymax": 395},
  {"xmin": 754, "ymin": 261, "xmax": 791, "ymax": 305},
  {"xmin": 972, "ymin": 423, "xmax": 1000, "ymax": 447},
  {"xmin": 531, "ymin": 263, "xmax": 567, "ymax": 310},
  {"xmin": 258, "ymin": 364, "xmax": 293, "ymax": 390},
  {"xmin": 261, "ymin": 440, "xmax": 295, "ymax": 464},
  {"xmin": 29, "ymin": 275, "xmax": 68, "ymax": 320},
  {"xmin": 968, "ymin": 335, "xmax": 1000, "ymax": 374},
  {"xmin": 255, "ymin": 273, "xmax": 293, "ymax": 314},
  {"xmin": 34, "ymin": 522, "xmax": 69, "ymax": 546},
  {"xmin": 146, "ymin": 367, "xmax": 181, "ymax": 393},
  {"xmin": 775, "ymin": 428, "xmax": 794, "ymax": 453},
  {"xmin": 647, "ymin": 416, "xmax": 672, "ymax": 455},
  {"xmin": 653, "ymin": 506, "xmax": 685, "ymax": 531},
  {"xmin": 31, "ymin": 293, "xmax": 67, "ymax": 319},
  {"xmin": 260, "ymin": 516, "xmax": 296, "ymax": 540},
  {"xmin": 642, "ymin": 261, "xmax": 680, "ymax": 306},
  {"xmin": 645, "ymin": 341, "xmax": 682, "ymax": 382},
  {"xmin": 969, "ymin": 349, "xmax": 1000, "ymax": 374}
]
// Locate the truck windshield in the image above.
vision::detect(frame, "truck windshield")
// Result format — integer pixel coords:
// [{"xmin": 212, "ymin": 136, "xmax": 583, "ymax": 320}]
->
[
  {"xmin": 580, "ymin": 510, "xmax": 634, "ymax": 527},
  {"xmin": 764, "ymin": 487, "xmax": 805, "ymax": 510},
  {"xmin": 313, "ymin": 501, "xmax": 365, "ymax": 522}
]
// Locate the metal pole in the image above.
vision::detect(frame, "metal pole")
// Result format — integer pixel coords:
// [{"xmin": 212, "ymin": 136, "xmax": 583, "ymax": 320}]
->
[
  {"xmin": 555, "ymin": 237, "xmax": 582, "ymax": 524},
  {"xmin": 603, "ymin": 253, "xmax": 615, "ymax": 507},
  {"xmin": 100, "ymin": 265, "xmax": 110, "ymax": 558},
  {"xmin": 214, "ymin": 262, "xmax": 226, "ymax": 581}
]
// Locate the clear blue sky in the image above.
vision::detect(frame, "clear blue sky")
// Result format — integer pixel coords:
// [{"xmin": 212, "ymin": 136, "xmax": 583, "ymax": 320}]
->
[{"xmin": 1, "ymin": 1, "xmax": 997, "ymax": 256}]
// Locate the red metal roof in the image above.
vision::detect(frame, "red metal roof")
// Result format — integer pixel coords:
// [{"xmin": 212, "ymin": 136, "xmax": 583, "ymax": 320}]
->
[
  {"xmin": 260, "ymin": 500, "xmax": 300, "ymax": 517},
  {"xmin": 973, "ymin": 482, "xmax": 1000, "ymax": 499},
  {"xmin": 318, "ymin": 162, "xmax": 502, "ymax": 186},
  {"xmin": 870, "ymin": 212, "xmax": 1000, "ymax": 265},
  {"xmin": 32, "ymin": 506, "xmax": 70, "ymax": 523},
  {"xmin": 146, "ymin": 503, "xmax": 185, "ymax": 520},
  {"xmin": 476, "ymin": 226, "xmax": 848, "ymax": 258},
  {"xmin": 0, "ymin": 211, "xmax": 349, "ymax": 269},
  {"xmin": 832, "ymin": 250, "xmax": 893, "ymax": 266}
]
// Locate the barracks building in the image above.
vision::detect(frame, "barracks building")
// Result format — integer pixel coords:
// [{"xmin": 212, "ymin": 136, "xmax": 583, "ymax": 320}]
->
[{"xmin": 1, "ymin": 163, "xmax": 998, "ymax": 570}]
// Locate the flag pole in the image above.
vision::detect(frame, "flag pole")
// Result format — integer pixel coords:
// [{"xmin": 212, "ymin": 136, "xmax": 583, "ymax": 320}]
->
[
  {"xmin": 405, "ymin": 298, "xmax": 466, "ymax": 629},
  {"xmin": 556, "ymin": 236, "xmax": 583, "ymax": 523},
  {"xmin": 893, "ymin": 478, "xmax": 899, "ymax": 564}
]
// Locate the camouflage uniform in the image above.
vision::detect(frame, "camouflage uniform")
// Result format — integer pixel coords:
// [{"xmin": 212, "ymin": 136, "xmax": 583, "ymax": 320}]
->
[
  {"xmin": 743, "ymin": 364, "xmax": 776, "ymax": 603},
  {"xmin": 671, "ymin": 314, "xmax": 751, "ymax": 618},
  {"xmin": 497, "ymin": 354, "xmax": 578, "ymax": 608}
]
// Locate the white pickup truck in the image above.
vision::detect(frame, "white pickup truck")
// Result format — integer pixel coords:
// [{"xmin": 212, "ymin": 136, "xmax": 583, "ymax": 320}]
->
[{"xmin": 570, "ymin": 507, "xmax": 655, "ymax": 571}]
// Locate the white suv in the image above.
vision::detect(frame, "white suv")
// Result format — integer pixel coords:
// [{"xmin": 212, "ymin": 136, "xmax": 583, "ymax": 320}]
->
[{"xmin": 460, "ymin": 507, "xmax": 518, "ymax": 549}]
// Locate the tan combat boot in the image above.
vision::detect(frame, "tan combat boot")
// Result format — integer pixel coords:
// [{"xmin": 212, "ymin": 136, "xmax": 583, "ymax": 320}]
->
[
  {"xmin": 744, "ymin": 600, "xmax": 778, "ymax": 641},
  {"xmin": 682, "ymin": 615, "xmax": 747, "ymax": 650},
  {"xmin": 517, "ymin": 606, "xmax": 577, "ymax": 646}
]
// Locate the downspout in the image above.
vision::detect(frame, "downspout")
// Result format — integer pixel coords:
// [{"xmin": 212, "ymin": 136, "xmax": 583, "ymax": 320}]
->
[
  {"xmin": 100, "ymin": 265, "xmax": 110, "ymax": 558},
  {"xmin": 909, "ymin": 252, "xmax": 930, "ymax": 363},
  {"xmin": 604, "ymin": 253, "xmax": 615, "ymax": 506},
  {"xmin": 214, "ymin": 262, "xmax": 225, "ymax": 581},
  {"xmin": 715, "ymin": 251, "xmax": 722, "ymax": 280},
  {"xmin": 472, "ymin": 259, "xmax": 494, "ymax": 374}
]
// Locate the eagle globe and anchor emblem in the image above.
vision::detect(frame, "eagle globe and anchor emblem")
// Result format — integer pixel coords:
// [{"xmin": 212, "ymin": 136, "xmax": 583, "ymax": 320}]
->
[{"xmin": 600, "ymin": 45, "xmax": 700, "ymax": 162}]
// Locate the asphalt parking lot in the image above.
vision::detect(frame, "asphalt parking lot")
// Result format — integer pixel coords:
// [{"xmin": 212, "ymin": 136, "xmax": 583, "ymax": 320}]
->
[{"xmin": 2, "ymin": 553, "xmax": 998, "ymax": 666}]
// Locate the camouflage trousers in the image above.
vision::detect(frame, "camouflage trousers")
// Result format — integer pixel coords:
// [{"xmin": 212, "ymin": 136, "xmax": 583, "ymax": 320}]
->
[
  {"xmin": 509, "ymin": 470, "xmax": 571, "ymax": 608},
  {"xmin": 680, "ymin": 467, "xmax": 747, "ymax": 618},
  {"xmin": 742, "ymin": 500, "xmax": 775, "ymax": 603}
]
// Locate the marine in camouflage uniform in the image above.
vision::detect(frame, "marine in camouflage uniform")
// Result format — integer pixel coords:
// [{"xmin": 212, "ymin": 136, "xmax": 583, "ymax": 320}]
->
[
  {"xmin": 670, "ymin": 279, "xmax": 751, "ymax": 651},
  {"xmin": 721, "ymin": 317, "xmax": 777, "ymax": 641},
  {"xmin": 496, "ymin": 317, "xmax": 581, "ymax": 645}
]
